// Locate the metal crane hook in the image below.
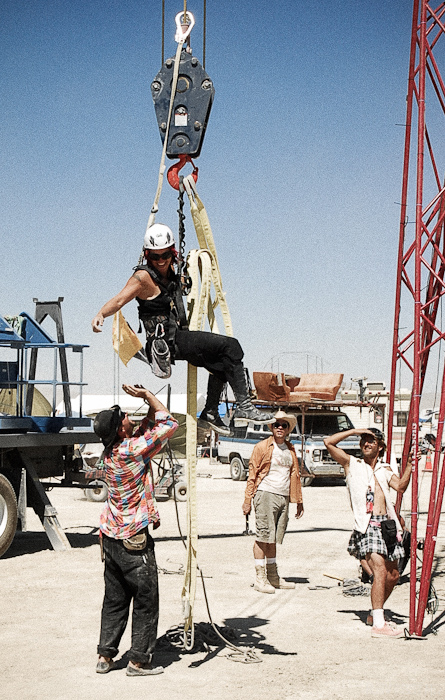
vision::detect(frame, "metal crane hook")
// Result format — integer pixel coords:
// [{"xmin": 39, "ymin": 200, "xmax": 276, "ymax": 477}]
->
[{"xmin": 167, "ymin": 154, "xmax": 198, "ymax": 190}]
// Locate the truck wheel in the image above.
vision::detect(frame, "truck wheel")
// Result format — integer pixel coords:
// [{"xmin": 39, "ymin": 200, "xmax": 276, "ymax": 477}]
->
[
  {"xmin": 230, "ymin": 457, "xmax": 247, "ymax": 481},
  {"xmin": 174, "ymin": 481, "xmax": 187, "ymax": 502},
  {"xmin": 85, "ymin": 479, "xmax": 108, "ymax": 502},
  {"xmin": 0, "ymin": 474, "xmax": 18, "ymax": 557},
  {"xmin": 301, "ymin": 476, "xmax": 315, "ymax": 487}
]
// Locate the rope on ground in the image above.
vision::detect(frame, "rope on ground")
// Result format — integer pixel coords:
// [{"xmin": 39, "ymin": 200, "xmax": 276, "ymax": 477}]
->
[
  {"xmin": 342, "ymin": 578, "xmax": 370, "ymax": 597},
  {"xmin": 157, "ymin": 621, "xmax": 237, "ymax": 652},
  {"xmin": 165, "ymin": 445, "xmax": 262, "ymax": 663},
  {"xmin": 157, "ymin": 563, "xmax": 184, "ymax": 575}
]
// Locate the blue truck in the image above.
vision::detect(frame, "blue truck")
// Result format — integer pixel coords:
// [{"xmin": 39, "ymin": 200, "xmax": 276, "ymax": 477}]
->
[{"xmin": 0, "ymin": 301, "xmax": 101, "ymax": 557}]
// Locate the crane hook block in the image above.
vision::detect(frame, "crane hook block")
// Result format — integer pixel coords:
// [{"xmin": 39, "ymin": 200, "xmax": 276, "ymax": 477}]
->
[{"xmin": 151, "ymin": 48, "xmax": 215, "ymax": 159}]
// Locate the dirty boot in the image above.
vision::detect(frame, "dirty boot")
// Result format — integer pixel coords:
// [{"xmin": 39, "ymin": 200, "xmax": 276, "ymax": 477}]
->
[
  {"xmin": 234, "ymin": 399, "xmax": 275, "ymax": 425},
  {"xmin": 254, "ymin": 565, "xmax": 275, "ymax": 594},
  {"xmin": 229, "ymin": 365, "xmax": 275, "ymax": 425},
  {"xmin": 198, "ymin": 409, "xmax": 233, "ymax": 437},
  {"xmin": 266, "ymin": 562, "xmax": 295, "ymax": 589},
  {"xmin": 199, "ymin": 376, "xmax": 233, "ymax": 436}
]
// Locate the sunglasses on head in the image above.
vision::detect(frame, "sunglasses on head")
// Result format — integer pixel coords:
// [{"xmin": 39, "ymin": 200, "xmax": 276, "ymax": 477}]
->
[
  {"xmin": 147, "ymin": 250, "xmax": 173, "ymax": 261},
  {"xmin": 274, "ymin": 421, "xmax": 289, "ymax": 429}
]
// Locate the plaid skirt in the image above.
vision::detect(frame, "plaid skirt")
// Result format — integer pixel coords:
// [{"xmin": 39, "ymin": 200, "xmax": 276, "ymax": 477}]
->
[{"xmin": 347, "ymin": 514, "xmax": 405, "ymax": 562}]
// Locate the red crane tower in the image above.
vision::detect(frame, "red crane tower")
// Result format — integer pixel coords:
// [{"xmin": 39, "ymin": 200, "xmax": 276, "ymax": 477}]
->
[{"xmin": 388, "ymin": 1, "xmax": 445, "ymax": 636}]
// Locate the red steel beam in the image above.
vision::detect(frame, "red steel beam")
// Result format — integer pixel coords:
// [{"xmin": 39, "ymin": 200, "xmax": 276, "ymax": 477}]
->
[{"xmin": 388, "ymin": 1, "xmax": 445, "ymax": 636}]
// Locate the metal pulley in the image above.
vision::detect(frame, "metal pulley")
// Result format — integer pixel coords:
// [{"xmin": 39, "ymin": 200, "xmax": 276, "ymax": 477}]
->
[{"xmin": 151, "ymin": 16, "xmax": 214, "ymax": 159}]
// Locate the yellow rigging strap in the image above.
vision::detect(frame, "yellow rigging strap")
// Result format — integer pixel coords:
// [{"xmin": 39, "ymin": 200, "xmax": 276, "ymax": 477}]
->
[
  {"xmin": 181, "ymin": 243, "xmax": 234, "ymax": 636},
  {"xmin": 183, "ymin": 175, "xmax": 233, "ymax": 337}
]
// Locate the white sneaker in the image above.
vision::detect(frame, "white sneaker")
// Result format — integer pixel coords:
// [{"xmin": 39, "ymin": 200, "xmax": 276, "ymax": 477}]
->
[{"xmin": 371, "ymin": 622, "xmax": 405, "ymax": 638}]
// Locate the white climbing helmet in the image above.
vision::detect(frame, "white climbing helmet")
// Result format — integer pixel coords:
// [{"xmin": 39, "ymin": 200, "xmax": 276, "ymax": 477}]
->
[{"xmin": 143, "ymin": 223, "xmax": 175, "ymax": 250}]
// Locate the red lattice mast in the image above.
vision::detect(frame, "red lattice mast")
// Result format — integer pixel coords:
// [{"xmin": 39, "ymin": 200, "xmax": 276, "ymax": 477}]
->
[{"xmin": 388, "ymin": 1, "xmax": 445, "ymax": 636}]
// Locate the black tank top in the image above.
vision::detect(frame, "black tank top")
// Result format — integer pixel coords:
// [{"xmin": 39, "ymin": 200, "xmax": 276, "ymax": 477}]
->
[{"xmin": 134, "ymin": 264, "xmax": 188, "ymax": 354}]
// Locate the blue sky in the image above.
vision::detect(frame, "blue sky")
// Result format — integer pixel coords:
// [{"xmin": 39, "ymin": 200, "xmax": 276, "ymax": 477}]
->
[{"xmin": 2, "ymin": 1, "xmax": 421, "ymax": 398}]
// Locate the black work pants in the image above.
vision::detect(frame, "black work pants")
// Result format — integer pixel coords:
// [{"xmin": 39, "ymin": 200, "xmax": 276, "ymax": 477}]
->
[
  {"xmin": 97, "ymin": 533, "xmax": 159, "ymax": 665},
  {"xmin": 174, "ymin": 329, "xmax": 244, "ymax": 385}
]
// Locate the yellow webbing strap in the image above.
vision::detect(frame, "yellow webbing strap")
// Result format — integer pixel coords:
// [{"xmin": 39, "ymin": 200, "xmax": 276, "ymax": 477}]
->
[
  {"xmin": 183, "ymin": 175, "xmax": 233, "ymax": 337},
  {"xmin": 181, "ymin": 210, "xmax": 234, "ymax": 637}
]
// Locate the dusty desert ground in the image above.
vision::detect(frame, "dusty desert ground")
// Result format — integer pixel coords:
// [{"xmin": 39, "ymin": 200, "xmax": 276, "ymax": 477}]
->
[{"xmin": 2, "ymin": 459, "xmax": 445, "ymax": 700}]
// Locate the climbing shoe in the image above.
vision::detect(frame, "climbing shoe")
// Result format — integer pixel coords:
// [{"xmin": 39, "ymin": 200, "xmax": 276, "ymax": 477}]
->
[{"xmin": 198, "ymin": 410, "xmax": 233, "ymax": 437}]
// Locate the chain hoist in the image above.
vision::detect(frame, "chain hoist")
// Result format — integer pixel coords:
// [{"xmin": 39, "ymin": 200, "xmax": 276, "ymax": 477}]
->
[{"xmin": 177, "ymin": 177, "xmax": 192, "ymax": 295}]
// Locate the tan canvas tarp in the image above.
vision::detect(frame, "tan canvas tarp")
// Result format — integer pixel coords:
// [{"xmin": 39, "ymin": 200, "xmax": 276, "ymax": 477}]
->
[{"xmin": 0, "ymin": 388, "xmax": 52, "ymax": 416}]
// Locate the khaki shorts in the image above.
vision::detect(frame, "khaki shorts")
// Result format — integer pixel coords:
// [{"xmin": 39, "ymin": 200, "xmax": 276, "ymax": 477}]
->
[{"xmin": 253, "ymin": 490, "xmax": 289, "ymax": 544}]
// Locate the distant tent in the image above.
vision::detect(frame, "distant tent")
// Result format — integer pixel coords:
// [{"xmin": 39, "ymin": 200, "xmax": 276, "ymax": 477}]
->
[{"xmin": 0, "ymin": 388, "xmax": 52, "ymax": 416}]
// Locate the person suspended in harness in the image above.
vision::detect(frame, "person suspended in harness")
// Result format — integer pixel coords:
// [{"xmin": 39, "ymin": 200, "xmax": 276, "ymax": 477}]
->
[{"xmin": 91, "ymin": 223, "xmax": 275, "ymax": 436}]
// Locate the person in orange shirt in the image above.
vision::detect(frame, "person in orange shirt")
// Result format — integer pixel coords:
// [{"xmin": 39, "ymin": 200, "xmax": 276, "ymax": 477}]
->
[{"xmin": 242, "ymin": 410, "xmax": 304, "ymax": 593}]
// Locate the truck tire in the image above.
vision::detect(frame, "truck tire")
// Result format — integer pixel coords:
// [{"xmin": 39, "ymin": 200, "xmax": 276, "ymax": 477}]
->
[
  {"xmin": 174, "ymin": 481, "xmax": 187, "ymax": 502},
  {"xmin": 85, "ymin": 479, "xmax": 108, "ymax": 503},
  {"xmin": 301, "ymin": 475, "xmax": 315, "ymax": 487},
  {"xmin": 230, "ymin": 456, "xmax": 247, "ymax": 481},
  {"xmin": 0, "ymin": 474, "xmax": 18, "ymax": 557}
]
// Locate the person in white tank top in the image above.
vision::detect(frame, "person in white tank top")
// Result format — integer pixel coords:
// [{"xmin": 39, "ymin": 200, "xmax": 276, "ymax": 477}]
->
[{"xmin": 324, "ymin": 427, "xmax": 413, "ymax": 639}]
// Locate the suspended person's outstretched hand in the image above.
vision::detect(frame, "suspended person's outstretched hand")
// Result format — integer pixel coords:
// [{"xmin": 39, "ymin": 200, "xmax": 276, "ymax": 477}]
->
[{"xmin": 91, "ymin": 312, "xmax": 104, "ymax": 332}]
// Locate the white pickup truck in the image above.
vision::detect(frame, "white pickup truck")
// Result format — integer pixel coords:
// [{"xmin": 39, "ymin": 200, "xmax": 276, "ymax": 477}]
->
[{"xmin": 217, "ymin": 407, "xmax": 362, "ymax": 485}]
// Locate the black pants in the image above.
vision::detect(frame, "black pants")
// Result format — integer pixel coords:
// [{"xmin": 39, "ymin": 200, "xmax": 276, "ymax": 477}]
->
[
  {"xmin": 97, "ymin": 533, "xmax": 159, "ymax": 665},
  {"xmin": 174, "ymin": 329, "xmax": 244, "ymax": 385}
]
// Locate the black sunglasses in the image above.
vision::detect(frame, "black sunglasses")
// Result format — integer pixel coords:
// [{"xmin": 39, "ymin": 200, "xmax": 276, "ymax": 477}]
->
[
  {"xmin": 147, "ymin": 250, "xmax": 173, "ymax": 261},
  {"xmin": 274, "ymin": 421, "xmax": 289, "ymax": 429}
]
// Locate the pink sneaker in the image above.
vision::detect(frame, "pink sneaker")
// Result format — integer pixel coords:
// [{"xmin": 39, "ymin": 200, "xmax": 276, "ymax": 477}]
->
[{"xmin": 371, "ymin": 622, "xmax": 405, "ymax": 639}]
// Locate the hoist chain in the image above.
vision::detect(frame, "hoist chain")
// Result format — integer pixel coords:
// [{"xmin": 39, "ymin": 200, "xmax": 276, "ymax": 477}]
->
[{"xmin": 177, "ymin": 177, "xmax": 192, "ymax": 295}]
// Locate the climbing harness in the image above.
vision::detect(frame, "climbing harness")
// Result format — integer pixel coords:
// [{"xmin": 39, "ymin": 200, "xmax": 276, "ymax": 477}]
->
[{"xmin": 149, "ymin": 323, "xmax": 171, "ymax": 378}]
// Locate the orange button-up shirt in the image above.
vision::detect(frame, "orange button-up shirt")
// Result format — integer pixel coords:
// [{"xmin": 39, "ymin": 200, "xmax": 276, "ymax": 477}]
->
[{"xmin": 243, "ymin": 436, "xmax": 303, "ymax": 506}]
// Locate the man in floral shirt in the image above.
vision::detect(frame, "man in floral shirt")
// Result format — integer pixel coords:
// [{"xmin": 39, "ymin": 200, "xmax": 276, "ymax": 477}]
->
[{"xmin": 93, "ymin": 384, "xmax": 178, "ymax": 676}]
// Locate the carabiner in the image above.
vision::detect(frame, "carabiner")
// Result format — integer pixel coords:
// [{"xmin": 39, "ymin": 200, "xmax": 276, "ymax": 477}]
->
[
  {"xmin": 167, "ymin": 154, "xmax": 199, "ymax": 190},
  {"xmin": 175, "ymin": 11, "xmax": 195, "ymax": 43}
]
